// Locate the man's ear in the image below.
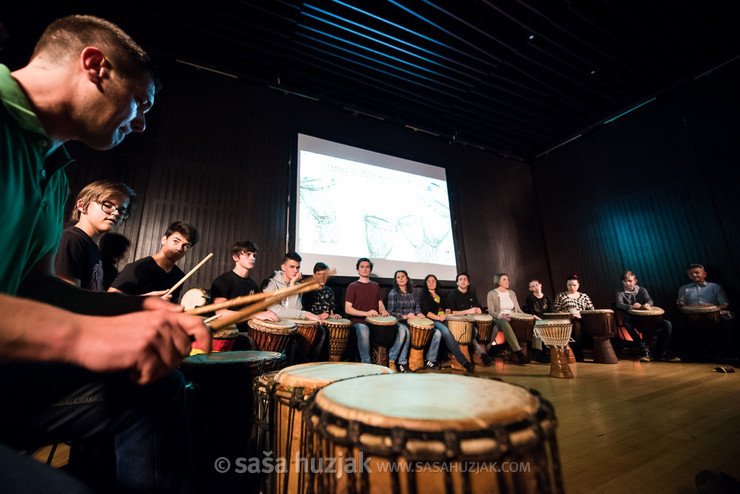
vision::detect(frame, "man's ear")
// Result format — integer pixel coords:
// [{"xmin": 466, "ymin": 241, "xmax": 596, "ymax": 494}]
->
[
  {"xmin": 76, "ymin": 198, "xmax": 87, "ymax": 215},
  {"xmin": 80, "ymin": 46, "xmax": 108, "ymax": 86}
]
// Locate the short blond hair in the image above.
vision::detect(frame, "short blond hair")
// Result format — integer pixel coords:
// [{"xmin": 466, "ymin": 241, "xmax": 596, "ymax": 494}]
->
[{"xmin": 72, "ymin": 180, "xmax": 135, "ymax": 222}]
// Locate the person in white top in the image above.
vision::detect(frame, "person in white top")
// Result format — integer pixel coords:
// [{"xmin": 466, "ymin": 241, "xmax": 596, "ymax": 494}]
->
[{"xmin": 486, "ymin": 273, "xmax": 528, "ymax": 364}]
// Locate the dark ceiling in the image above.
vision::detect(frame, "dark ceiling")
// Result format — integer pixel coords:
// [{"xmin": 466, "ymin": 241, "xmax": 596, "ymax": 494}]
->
[{"xmin": 3, "ymin": 1, "xmax": 739, "ymax": 161}]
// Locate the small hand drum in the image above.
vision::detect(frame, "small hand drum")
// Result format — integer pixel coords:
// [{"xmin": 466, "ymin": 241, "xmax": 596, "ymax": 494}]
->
[{"xmin": 322, "ymin": 318, "xmax": 352, "ymax": 361}]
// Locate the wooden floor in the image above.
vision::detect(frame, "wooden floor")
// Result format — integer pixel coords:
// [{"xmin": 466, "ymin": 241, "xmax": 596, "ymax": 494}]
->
[
  {"xmin": 472, "ymin": 356, "xmax": 740, "ymax": 494},
  {"xmin": 33, "ymin": 356, "xmax": 740, "ymax": 493}
]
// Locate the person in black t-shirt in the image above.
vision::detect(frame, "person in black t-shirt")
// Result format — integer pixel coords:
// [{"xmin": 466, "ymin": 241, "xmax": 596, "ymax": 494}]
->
[
  {"xmin": 445, "ymin": 272, "xmax": 493, "ymax": 366},
  {"xmin": 210, "ymin": 240, "xmax": 277, "ymax": 332},
  {"xmin": 99, "ymin": 233, "xmax": 131, "ymax": 291},
  {"xmin": 109, "ymin": 221, "xmax": 199, "ymax": 302},
  {"xmin": 523, "ymin": 279, "xmax": 553, "ymax": 362},
  {"xmin": 55, "ymin": 181, "xmax": 134, "ymax": 291}
]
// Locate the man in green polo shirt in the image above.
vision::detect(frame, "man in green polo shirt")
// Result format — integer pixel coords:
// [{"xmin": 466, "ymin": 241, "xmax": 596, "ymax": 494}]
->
[{"xmin": 0, "ymin": 15, "xmax": 210, "ymax": 493}]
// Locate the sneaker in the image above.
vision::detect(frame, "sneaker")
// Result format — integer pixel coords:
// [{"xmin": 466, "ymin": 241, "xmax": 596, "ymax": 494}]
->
[
  {"xmin": 480, "ymin": 353, "xmax": 494, "ymax": 366},
  {"xmin": 397, "ymin": 363, "xmax": 409, "ymax": 373},
  {"xmin": 464, "ymin": 362, "xmax": 475, "ymax": 373},
  {"xmin": 388, "ymin": 360, "xmax": 397, "ymax": 372},
  {"xmin": 661, "ymin": 352, "xmax": 682, "ymax": 362},
  {"xmin": 425, "ymin": 360, "xmax": 441, "ymax": 370},
  {"xmin": 639, "ymin": 349, "xmax": 652, "ymax": 362}
]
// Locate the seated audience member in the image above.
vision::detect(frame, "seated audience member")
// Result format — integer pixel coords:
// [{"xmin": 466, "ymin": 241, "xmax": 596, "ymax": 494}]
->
[
  {"xmin": 109, "ymin": 221, "xmax": 199, "ymax": 302},
  {"xmin": 553, "ymin": 275, "xmax": 594, "ymax": 361},
  {"xmin": 523, "ymin": 279, "xmax": 552, "ymax": 361},
  {"xmin": 301, "ymin": 262, "xmax": 341, "ymax": 320},
  {"xmin": 344, "ymin": 258, "xmax": 392, "ymax": 364},
  {"xmin": 445, "ymin": 272, "xmax": 493, "ymax": 366},
  {"xmin": 419, "ymin": 274, "xmax": 473, "ymax": 372},
  {"xmin": 263, "ymin": 252, "xmax": 323, "ymax": 362},
  {"xmin": 56, "ymin": 181, "xmax": 134, "ymax": 291},
  {"xmin": 486, "ymin": 273, "xmax": 529, "ymax": 364},
  {"xmin": 0, "ymin": 15, "xmax": 210, "ymax": 493},
  {"xmin": 616, "ymin": 270, "xmax": 679, "ymax": 362},
  {"xmin": 99, "ymin": 233, "xmax": 131, "ymax": 291},
  {"xmin": 210, "ymin": 241, "xmax": 277, "ymax": 349},
  {"xmin": 677, "ymin": 263, "xmax": 735, "ymax": 359},
  {"xmin": 385, "ymin": 270, "xmax": 418, "ymax": 372}
]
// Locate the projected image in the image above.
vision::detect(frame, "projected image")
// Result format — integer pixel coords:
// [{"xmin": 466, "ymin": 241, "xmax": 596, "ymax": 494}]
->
[{"xmin": 296, "ymin": 135, "xmax": 457, "ymax": 279}]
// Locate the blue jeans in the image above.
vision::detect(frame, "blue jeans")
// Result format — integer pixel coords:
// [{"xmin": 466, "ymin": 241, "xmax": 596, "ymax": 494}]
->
[
  {"xmin": 429, "ymin": 321, "xmax": 470, "ymax": 365},
  {"xmin": 389, "ymin": 323, "xmax": 410, "ymax": 365},
  {"xmin": 354, "ymin": 323, "xmax": 371, "ymax": 363}
]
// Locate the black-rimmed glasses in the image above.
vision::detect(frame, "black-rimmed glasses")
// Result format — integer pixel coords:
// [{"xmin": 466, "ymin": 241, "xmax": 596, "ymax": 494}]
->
[{"xmin": 99, "ymin": 200, "xmax": 130, "ymax": 221}]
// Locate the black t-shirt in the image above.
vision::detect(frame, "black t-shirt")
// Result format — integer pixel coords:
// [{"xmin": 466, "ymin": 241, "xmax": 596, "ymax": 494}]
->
[
  {"xmin": 445, "ymin": 288, "xmax": 480, "ymax": 312},
  {"xmin": 54, "ymin": 226, "xmax": 103, "ymax": 291},
  {"xmin": 210, "ymin": 270, "xmax": 259, "ymax": 305},
  {"xmin": 302, "ymin": 285, "xmax": 336, "ymax": 315},
  {"xmin": 524, "ymin": 293, "xmax": 554, "ymax": 318},
  {"xmin": 111, "ymin": 256, "xmax": 185, "ymax": 300}
]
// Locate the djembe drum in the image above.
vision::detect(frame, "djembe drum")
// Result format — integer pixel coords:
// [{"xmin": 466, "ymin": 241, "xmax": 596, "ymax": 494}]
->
[
  {"xmin": 261, "ymin": 363, "xmax": 392, "ymax": 494},
  {"xmin": 287, "ymin": 318, "xmax": 321, "ymax": 356},
  {"xmin": 580, "ymin": 309, "xmax": 619, "ymax": 364},
  {"xmin": 179, "ymin": 351, "xmax": 285, "ymax": 492},
  {"xmin": 473, "ymin": 314, "xmax": 495, "ymax": 345},
  {"xmin": 680, "ymin": 304, "xmax": 721, "ymax": 331},
  {"xmin": 534, "ymin": 319, "xmax": 574, "ymax": 378},
  {"xmin": 407, "ymin": 317, "xmax": 435, "ymax": 371},
  {"xmin": 181, "ymin": 287, "xmax": 210, "ymax": 311},
  {"xmin": 248, "ymin": 318, "xmax": 297, "ymax": 353},
  {"xmin": 191, "ymin": 318, "xmax": 238, "ymax": 355},
  {"xmin": 627, "ymin": 306, "xmax": 665, "ymax": 350},
  {"xmin": 509, "ymin": 312, "xmax": 536, "ymax": 358},
  {"xmin": 446, "ymin": 315, "xmax": 474, "ymax": 370},
  {"xmin": 303, "ymin": 374, "xmax": 565, "ymax": 494},
  {"xmin": 366, "ymin": 315, "xmax": 398, "ymax": 367},
  {"xmin": 323, "ymin": 318, "xmax": 352, "ymax": 361}
]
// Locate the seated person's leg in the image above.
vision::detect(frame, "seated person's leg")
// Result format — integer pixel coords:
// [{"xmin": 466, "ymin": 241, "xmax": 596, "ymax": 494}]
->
[
  {"xmin": 389, "ymin": 323, "xmax": 410, "ymax": 366},
  {"xmin": 353, "ymin": 323, "xmax": 371, "ymax": 363},
  {"xmin": 435, "ymin": 321, "xmax": 471, "ymax": 366}
]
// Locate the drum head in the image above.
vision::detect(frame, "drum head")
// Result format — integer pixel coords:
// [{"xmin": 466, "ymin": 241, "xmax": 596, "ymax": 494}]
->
[
  {"xmin": 287, "ymin": 318, "xmax": 320, "ymax": 326},
  {"xmin": 446, "ymin": 315, "xmax": 472, "ymax": 322},
  {"xmin": 323, "ymin": 318, "xmax": 352, "ymax": 327},
  {"xmin": 181, "ymin": 288, "xmax": 209, "ymax": 311},
  {"xmin": 580, "ymin": 309, "xmax": 613, "ymax": 315},
  {"xmin": 408, "ymin": 317, "xmax": 434, "ymax": 328},
  {"xmin": 628, "ymin": 307, "xmax": 665, "ymax": 316},
  {"xmin": 473, "ymin": 314, "xmax": 493, "ymax": 322},
  {"xmin": 366, "ymin": 315, "xmax": 398, "ymax": 325},
  {"xmin": 181, "ymin": 350, "xmax": 284, "ymax": 367},
  {"xmin": 509, "ymin": 312, "xmax": 534, "ymax": 320},
  {"xmin": 248, "ymin": 318, "xmax": 297, "ymax": 332},
  {"xmin": 680, "ymin": 304, "xmax": 720, "ymax": 313},
  {"xmin": 315, "ymin": 374, "xmax": 539, "ymax": 431},
  {"xmin": 276, "ymin": 362, "xmax": 392, "ymax": 389},
  {"xmin": 535, "ymin": 319, "xmax": 572, "ymax": 327}
]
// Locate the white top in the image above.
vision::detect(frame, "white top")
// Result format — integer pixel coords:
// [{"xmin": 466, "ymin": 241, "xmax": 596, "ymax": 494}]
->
[{"xmin": 498, "ymin": 290, "xmax": 515, "ymax": 315}]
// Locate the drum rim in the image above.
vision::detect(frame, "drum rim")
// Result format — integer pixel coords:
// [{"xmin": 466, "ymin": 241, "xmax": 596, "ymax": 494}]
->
[
  {"xmin": 321, "ymin": 318, "xmax": 352, "ymax": 327},
  {"xmin": 627, "ymin": 306, "xmax": 665, "ymax": 316},
  {"xmin": 275, "ymin": 362, "xmax": 392, "ymax": 389},
  {"xmin": 286, "ymin": 317, "xmax": 321, "ymax": 326},
  {"xmin": 248, "ymin": 318, "xmax": 297, "ymax": 332},
  {"xmin": 580, "ymin": 309, "xmax": 614, "ymax": 314},
  {"xmin": 408, "ymin": 317, "xmax": 434, "ymax": 328},
  {"xmin": 365, "ymin": 315, "xmax": 398, "ymax": 325},
  {"xmin": 680, "ymin": 304, "xmax": 720, "ymax": 313}
]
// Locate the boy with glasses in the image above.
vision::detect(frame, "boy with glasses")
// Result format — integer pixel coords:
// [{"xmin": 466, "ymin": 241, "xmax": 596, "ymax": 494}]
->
[{"xmin": 55, "ymin": 180, "xmax": 134, "ymax": 290}]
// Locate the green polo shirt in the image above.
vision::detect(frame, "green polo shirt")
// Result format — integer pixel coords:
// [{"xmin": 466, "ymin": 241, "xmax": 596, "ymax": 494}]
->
[{"xmin": 0, "ymin": 64, "xmax": 72, "ymax": 295}]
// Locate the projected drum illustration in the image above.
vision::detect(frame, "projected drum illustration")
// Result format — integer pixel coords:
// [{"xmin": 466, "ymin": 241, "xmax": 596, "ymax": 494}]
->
[
  {"xmin": 364, "ymin": 215, "xmax": 397, "ymax": 258},
  {"xmin": 304, "ymin": 374, "xmax": 565, "ymax": 494},
  {"xmin": 407, "ymin": 317, "xmax": 435, "ymax": 371},
  {"xmin": 366, "ymin": 315, "xmax": 398, "ymax": 367},
  {"xmin": 260, "ymin": 362, "xmax": 393, "ymax": 494},
  {"xmin": 580, "ymin": 309, "xmax": 619, "ymax": 364},
  {"xmin": 534, "ymin": 319, "xmax": 574, "ymax": 378},
  {"xmin": 300, "ymin": 177, "xmax": 337, "ymax": 244},
  {"xmin": 416, "ymin": 197, "xmax": 452, "ymax": 263},
  {"xmin": 323, "ymin": 318, "xmax": 352, "ymax": 361}
]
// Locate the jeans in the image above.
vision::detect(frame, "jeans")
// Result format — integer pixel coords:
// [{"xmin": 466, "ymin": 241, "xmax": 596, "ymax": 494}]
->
[
  {"xmin": 389, "ymin": 323, "xmax": 410, "ymax": 365},
  {"xmin": 354, "ymin": 323, "xmax": 371, "ymax": 363},
  {"xmin": 0, "ymin": 362, "xmax": 190, "ymax": 493},
  {"xmin": 429, "ymin": 321, "xmax": 470, "ymax": 365}
]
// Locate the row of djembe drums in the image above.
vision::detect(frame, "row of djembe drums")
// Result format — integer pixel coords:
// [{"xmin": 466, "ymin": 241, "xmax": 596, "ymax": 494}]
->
[{"xmin": 179, "ymin": 355, "xmax": 566, "ymax": 493}]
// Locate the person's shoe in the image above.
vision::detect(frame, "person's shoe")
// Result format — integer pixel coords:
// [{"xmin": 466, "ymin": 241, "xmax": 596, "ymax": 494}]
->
[
  {"xmin": 661, "ymin": 352, "xmax": 681, "ymax": 362},
  {"xmin": 425, "ymin": 360, "xmax": 441, "ymax": 370},
  {"xmin": 639, "ymin": 349, "xmax": 652, "ymax": 362},
  {"xmin": 480, "ymin": 353, "xmax": 494, "ymax": 366},
  {"xmin": 463, "ymin": 362, "xmax": 475, "ymax": 373},
  {"xmin": 397, "ymin": 363, "xmax": 409, "ymax": 373},
  {"xmin": 388, "ymin": 360, "xmax": 398, "ymax": 372},
  {"xmin": 515, "ymin": 350, "xmax": 530, "ymax": 365}
]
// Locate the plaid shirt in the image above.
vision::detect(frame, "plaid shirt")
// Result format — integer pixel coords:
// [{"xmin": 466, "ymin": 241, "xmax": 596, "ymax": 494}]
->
[{"xmin": 387, "ymin": 288, "xmax": 420, "ymax": 319}]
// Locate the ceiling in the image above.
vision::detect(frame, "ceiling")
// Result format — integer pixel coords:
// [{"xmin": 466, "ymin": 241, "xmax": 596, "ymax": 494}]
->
[{"xmin": 4, "ymin": 1, "xmax": 739, "ymax": 161}]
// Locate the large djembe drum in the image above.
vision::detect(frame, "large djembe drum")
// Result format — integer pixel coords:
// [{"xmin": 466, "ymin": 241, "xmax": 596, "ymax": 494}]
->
[
  {"xmin": 680, "ymin": 304, "xmax": 721, "ymax": 331},
  {"xmin": 446, "ymin": 315, "xmax": 474, "ymax": 371},
  {"xmin": 534, "ymin": 319, "xmax": 574, "ymax": 378},
  {"xmin": 248, "ymin": 318, "xmax": 297, "ymax": 353},
  {"xmin": 473, "ymin": 314, "xmax": 495, "ymax": 345},
  {"xmin": 303, "ymin": 374, "xmax": 565, "ymax": 494},
  {"xmin": 580, "ymin": 309, "xmax": 619, "ymax": 364},
  {"xmin": 366, "ymin": 315, "xmax": 398, "ymax": 367},
  {"xmin": 323, "ymin": 318, "xmax": 352, "ymax": 361},
  {"xmin": 627, "ymin": 306, "xmax": 665, "ymax": 349},
  {"xmin": 509, "ymin": 312, "xmax": 536, "ymax": 357},
  {"xmin": 179, "ymin": 351, "xmax": 286, "ymax": 492},
  {"xmin": 287, "ymin": 318, "xmax": 321, "ymax": 356},
  {"xmin": 254, "ymin": 362, "xmax": 392, "ymax": 494},
  {"xmin": 191, "ymin": 320, "xmax": 239, "ymax": 355},
  {"xmin": 407, "ymin": 317, "xmax": 435, "ymax": 371}
]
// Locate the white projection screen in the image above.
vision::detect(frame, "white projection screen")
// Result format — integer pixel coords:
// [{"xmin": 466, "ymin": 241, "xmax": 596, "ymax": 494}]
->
[{"xmin": 295, "ymin": 134, "xmax": 458, "ymax": 280}]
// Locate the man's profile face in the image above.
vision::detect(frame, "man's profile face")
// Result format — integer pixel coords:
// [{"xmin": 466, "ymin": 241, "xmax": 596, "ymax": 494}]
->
[
  {"xmin": 687, "ymin": 267, "xmax": 707, "ymax": 284},
  {"xmin": 234, "ymin": 251, "xmax": 256, "ymax": 270}
]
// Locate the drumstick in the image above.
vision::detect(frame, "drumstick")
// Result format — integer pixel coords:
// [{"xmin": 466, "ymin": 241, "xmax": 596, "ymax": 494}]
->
[
  {"xmin": 163, "ymin": 252, "xmax": 213, "ymax": 298},
  {"xmin": 203, "ymin": 313, "xmax": 221, "ymax": 324},
  {"xmin": 208, "ymin": 277, "xmax": 322, "ymax": 330},
  {"xmin": 187, "ymin": 268, "xmax": 335, "ymax": 315}
]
